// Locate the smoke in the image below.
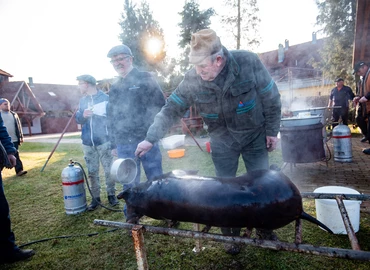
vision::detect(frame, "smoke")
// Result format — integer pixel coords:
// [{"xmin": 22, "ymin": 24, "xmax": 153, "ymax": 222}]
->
[{"xmin": 289, "ymin": 99, "xmax": 312, "ymax": 111}]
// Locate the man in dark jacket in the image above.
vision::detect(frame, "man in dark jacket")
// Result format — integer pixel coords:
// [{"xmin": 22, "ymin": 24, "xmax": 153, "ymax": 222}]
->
[
  {"xmin": 328, "ymin": 78, "xmax": 355, "ymax": 128},
  {"xmin": 75, "ymin": 74, "xmax": 117, "ymax": 210},
  {"xmin": 106, "ymin": 44, "xmax": 165, "ymax": 188},
  {"xmin": 135, "ymin": 29, "xmax": 281, "ymax": 254},
  {"xmin": 353, "ymin": 61, "xmax": 370, "ymax": 154},
  {"xmin": 0, "ymin": 98, "xmax": 27, "ymax": 176},
  {"xmin": 0, "ymin": 116, "xmax": 35, "ymax": 264}
]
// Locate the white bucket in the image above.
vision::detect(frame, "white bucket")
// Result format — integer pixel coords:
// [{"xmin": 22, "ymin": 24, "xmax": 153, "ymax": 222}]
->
[{"xmin": 314, "ymin": 186, "xmax": 361, "ymax": 234}]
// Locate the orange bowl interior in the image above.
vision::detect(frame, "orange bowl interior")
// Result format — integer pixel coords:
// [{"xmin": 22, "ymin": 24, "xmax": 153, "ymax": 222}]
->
[{"xmin": 167, "ymin": 149, "xmax": 185, "ymax": 158}]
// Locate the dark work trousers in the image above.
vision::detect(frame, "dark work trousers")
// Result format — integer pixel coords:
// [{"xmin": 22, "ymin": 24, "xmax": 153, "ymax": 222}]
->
[
  {"xmin": 210, "ymin": 131, "xmax": 269, "ymax": 237},
  {"xmin": 332, "ymin": 107, "xmax": 349, "ymax": 128},
  {"xmin": 210, "ymin": 131, "xmax": 269, "ymax": 177},
  {"xmin": 117, "ymin": 142, "xmax": 163, "ymax": 218},
  {"xmin": 356, "ymin": 105, "xmax": 369, "ymax": 140},
  {"xmin": 0, "ymin": 173, "xmax": 18, "ymax": 255},
  {"xmin": 12, "ymin": 142, "xmax": 24, "ymax": 174},
  {"xmin": 117, "ymin": 142, "xmax": 163, "ymax": 189},
  {"xmin": 367, "ymin": 115, "xmax": 370, "ymax": 144}
]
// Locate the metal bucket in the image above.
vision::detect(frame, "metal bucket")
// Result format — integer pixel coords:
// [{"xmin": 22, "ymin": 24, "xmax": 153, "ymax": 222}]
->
[{"xmin": 110, "ymin": 158, "xmax": 137, "ymax": 185}]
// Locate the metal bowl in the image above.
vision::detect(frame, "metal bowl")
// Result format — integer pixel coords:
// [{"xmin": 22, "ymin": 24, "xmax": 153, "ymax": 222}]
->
[{"xmin": 110, "ymin": 158, "xmax": 137, "ymax": 185}]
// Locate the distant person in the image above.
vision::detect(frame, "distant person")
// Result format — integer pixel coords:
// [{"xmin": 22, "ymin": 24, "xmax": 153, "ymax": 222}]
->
[
  {"xmin": 328, "ymin": 78, "xmax": 355, "ymax": 128},
  {"xmin": 0, "ymin": 115, "xmax": 35, "ymax": 264},
  {"xmin": 106, "ymin": 44, "xmax": 165, "ymax": 188},
  {"xmin": 354, "ymin": 79, "xmax": 368, "ymax": 142},
  {"xmin": 135, "ymin": 29, "xmax": 281, "ymax": 254},
  {"xmin": 75, "ymin": 75, "xmax": 118, "ymax": 210},
  {"xmin": 0, "ymin": 98, "xmax": 27, "ymax": 176},
  {"xmin": 352, "ymin": 61, "xmax": 370, "ymax": 154}
]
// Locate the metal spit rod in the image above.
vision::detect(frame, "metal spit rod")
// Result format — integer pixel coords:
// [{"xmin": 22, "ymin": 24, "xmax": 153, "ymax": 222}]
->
[{"xmin": 94, "ymin": 219, "xmax": 370, "ymax": 262}]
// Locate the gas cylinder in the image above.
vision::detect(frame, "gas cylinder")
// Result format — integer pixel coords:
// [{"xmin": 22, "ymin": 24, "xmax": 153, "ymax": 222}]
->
[
  {"xmin": 332, "ymin": 124, "xmax": 352, "ymax": 162},
  {"xmin": 61, "ymin": 161, "xmax": 87, "ymax": 214}
]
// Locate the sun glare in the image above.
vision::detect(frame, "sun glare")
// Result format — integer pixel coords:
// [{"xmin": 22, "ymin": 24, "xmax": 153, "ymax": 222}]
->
[{"xmin": 146, "ymin": 37, "xmax": 163, "ymax": 57}]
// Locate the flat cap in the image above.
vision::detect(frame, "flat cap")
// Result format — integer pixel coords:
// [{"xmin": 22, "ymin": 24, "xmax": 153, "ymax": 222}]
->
[
  {"xmin": 335, "ymin": 78, "xmax": 344, "ymax": 82},
  {"xmin": 107, "ymin": 44, "xmax": 133, "ymax": 58},
  {"xmin": 353, "ymin": 61, "xmax": 367, "ymax": 74},
  {"xmin": 76, "ymin": 74, "xmax": 96, "ymax": 85},
  {"xmin": 189, "ymin": 29, "xmax": 222, "ymax": 64},
  {"xmin": 0, "ymin": 98, "xmax": 9, "ymax": 105}
]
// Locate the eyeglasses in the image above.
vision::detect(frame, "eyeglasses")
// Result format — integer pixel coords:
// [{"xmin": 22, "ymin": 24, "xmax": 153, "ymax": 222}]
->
[{"xmin": 110, "ymin": 55, "xmax": 131, "ymax": 64}]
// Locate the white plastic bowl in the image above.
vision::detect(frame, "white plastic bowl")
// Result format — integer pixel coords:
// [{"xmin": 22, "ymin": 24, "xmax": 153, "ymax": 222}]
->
[{"xmin": 161, "ymin": 135, "xmax": 186, "ymax": 150}]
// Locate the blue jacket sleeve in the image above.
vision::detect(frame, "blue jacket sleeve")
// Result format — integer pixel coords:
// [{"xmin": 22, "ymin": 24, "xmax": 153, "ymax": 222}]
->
[{"xmin": 75, "ymin": 99, "xmax": 88, "ymax": 124}]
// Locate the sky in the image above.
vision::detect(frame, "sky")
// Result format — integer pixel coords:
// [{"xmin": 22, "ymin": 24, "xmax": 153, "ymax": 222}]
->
[{"xmin": 0, "ymin": 0, "xmax": 320, "ymax": 85}]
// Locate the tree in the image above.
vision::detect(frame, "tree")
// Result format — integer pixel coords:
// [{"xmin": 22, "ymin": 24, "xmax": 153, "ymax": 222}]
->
[
  {"xmin": 221, "ymin": 0, "xmax": 261, "ymax": 50},
  {"xmin": 177, "ymin": 0, "xmax": 215, "ymax": 72},
  {"xmin": 314, "ymin": 0, "xmax": 357, "ymax": 84},
  {"xmin": 118, "ymin": 0, "xmax": 166, "ymax": 72}
]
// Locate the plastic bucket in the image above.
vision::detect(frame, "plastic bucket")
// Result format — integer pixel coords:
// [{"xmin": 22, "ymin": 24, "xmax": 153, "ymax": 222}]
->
[{"xmin": 314, "ymin": 186, "xmax": 361, "ymax": 234}]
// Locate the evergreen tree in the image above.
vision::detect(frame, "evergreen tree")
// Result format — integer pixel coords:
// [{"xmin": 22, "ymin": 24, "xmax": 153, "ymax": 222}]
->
[
  {"xmin": 118, "ymin": 0, "xmax": 166, "ymax": 72},
  {"xmin": 221, "ymin": 0, "xmax": 261, "ymax": 50},
  {"xmin": 314, "ymin": 0, "xmax": 357, "ymax": 84},
  {"xmin": 177, "ymin": 0, "xmax": 215, "ymax": 72}
]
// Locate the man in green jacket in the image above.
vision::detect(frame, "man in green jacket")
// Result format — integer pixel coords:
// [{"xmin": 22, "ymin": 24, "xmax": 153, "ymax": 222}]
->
[{"xmin": 135, "ymin": 29, "xmax": 282, "ymax": 254}]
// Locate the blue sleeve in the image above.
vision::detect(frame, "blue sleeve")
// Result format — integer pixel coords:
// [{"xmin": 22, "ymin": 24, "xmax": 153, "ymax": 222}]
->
[{"xmin": 75, "ymin": 99, "xmax": 87, "ymax": 124}]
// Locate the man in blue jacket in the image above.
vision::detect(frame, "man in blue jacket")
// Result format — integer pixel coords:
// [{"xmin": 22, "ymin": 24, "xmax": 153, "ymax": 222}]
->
[
  {"xmin": 75, "ymin": 74, "xmax": 117, "ymax": 210},
  {"xmin": 0, "ymin": 116, "xmax": 35, "ymax": 263},
  {"xmin": 135, "ymin": 29, "xmax": 281, "ymax": 254}
]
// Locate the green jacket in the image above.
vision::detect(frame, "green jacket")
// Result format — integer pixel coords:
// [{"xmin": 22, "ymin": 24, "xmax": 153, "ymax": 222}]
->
[{"xmin": 146, "ymin": 47, "xmax": 281, "ymax": 147}]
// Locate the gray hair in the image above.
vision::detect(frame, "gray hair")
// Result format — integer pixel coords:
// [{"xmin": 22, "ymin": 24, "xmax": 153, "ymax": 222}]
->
[{"xmin": 210, "ymin": 48, "xmax": 224, "ymax": 62}]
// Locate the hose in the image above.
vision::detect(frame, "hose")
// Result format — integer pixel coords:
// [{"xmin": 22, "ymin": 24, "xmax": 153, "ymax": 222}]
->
[
  {"xmin": 18, "ymin": 160, "xmax": 125, "ymax": 248},
  {"xmin": 73, "ymin": 160, "xmax": 123, "ymax": 212},
  {"xmin": 18, "ymin": 228, "xmax": 119, "ymax": 248}
]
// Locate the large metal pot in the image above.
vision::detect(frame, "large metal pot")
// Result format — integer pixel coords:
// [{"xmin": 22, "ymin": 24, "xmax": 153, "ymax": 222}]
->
[
  {"xmin": 291, "ymin": 107, "xmax": 327, "ymax": 117},
  {"xmin": 281, "ymin": 115, "xmax": 322, "ymax": 127}
]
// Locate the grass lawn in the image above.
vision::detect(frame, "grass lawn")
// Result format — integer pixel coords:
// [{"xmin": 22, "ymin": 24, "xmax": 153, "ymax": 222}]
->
[{"xmin": 1, "ymin": 140, "xmax": 369, "ymax": 269}]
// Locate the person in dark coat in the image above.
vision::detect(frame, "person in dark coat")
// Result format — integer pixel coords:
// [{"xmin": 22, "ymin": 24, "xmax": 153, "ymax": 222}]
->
[
  {"xmin": 0, "ymin": 115, "xmax": 34, "ymax": 264},
  {"xmin": 353, "ymin": 61, "xmax": 370, "ymax": 154},
  {"xmin": 106, "ymin": 44, "xmax": 165, "ymax": 188},
  {"xmin": 327, "ymin": 78, "xmax": 355, "ymax": 128},
  {"xmin": 135, "ymin": 29, "xmax": 282, "ymax": 254}
]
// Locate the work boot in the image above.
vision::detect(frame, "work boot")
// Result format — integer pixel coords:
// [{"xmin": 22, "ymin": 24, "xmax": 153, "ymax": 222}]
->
[
  {"xmin": 256, "ymin": 229, "xmax": 278, "ymax": 241},
  {"xmin": 87, "ymin": 197, "xmax": 101, "ymax": 211},
  {"xmin": 0, "ymin": 248, "xmax": 35, "ymax": 264},
  {"xmin": 16, "ymin": 170, "xmax": 27, "ymax": 176},
  {"xmin": 108, "ymin": 195, "xmax": 119, "ymax": 206}
]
